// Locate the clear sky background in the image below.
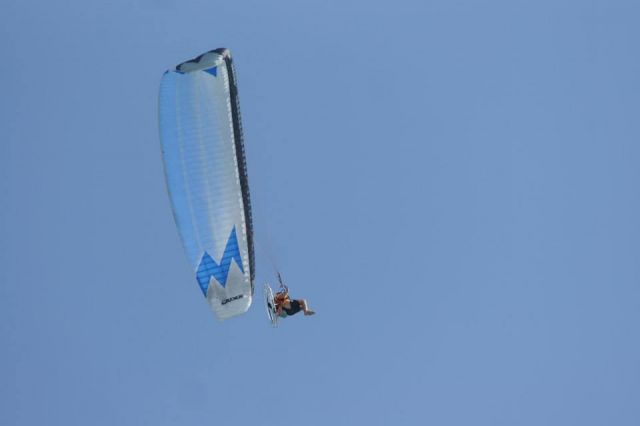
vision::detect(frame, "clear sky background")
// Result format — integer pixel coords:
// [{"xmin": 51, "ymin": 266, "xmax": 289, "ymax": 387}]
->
[{"xmin": 2, "ymin": 0, "xmax": 640, "ymax": 425}]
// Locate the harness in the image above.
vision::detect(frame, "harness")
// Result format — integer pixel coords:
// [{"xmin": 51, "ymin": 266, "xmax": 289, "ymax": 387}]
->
[{"xmin": 274, "ymin": 272, "xmax": 291, "ymax": 313}]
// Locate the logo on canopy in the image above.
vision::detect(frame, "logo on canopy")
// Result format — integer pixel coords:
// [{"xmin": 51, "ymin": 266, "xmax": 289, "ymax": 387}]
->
[{"xmin": 196, "ymin": 227, "xmax": 244, "ymax": 295}]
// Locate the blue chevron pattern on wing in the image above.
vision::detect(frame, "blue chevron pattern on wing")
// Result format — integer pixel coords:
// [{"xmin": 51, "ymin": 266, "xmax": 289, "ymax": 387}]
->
[{"xmin": 196, "ymin": 227, "xmax": 244, "ymax": 295}]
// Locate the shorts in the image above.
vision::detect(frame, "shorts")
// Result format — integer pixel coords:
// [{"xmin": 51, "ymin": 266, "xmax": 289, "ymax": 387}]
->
[{"xmin": 284, "ymin": 300, "xmax": 302, "ymax": 316}]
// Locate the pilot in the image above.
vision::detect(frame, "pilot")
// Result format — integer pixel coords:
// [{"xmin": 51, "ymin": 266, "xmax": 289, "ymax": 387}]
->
[{"xmin": 274, "ymin": 282, "xmax": 315, "ymax": 318}]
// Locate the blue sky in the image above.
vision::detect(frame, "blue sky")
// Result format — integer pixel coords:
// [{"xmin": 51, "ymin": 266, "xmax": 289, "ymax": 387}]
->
[{"xmin": 2, "ymin": 0, "xmax": 640, "ymax": 425}]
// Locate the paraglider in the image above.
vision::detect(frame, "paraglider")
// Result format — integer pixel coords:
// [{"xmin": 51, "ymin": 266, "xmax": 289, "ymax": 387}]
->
[{"xmin": 159, "ymin": 47, "xmax": 315, "ymax": 325}]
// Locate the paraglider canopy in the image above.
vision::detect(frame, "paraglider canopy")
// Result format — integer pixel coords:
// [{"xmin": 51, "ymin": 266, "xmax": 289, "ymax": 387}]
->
[{"xmin": 159, "ymin": 48, "xmax": 255, "ymax": 320}]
